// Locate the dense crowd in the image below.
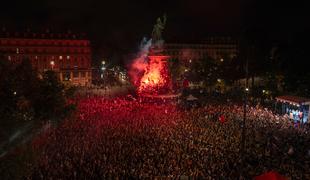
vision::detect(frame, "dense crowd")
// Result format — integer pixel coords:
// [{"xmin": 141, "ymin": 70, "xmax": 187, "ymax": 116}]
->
[
  {"xmin": 75, "ymin": 85, "xmax": 132, "ymax": 97},
  {"xmin": 30, "ymin": 96, "xmax": 310, "ymax": 179}
]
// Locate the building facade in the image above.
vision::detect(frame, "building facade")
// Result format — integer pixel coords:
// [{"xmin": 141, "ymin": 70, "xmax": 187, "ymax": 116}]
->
[
  {"xmin": 164, "ymin": 36, "xmax": 239, "ymax": 63},
  {"xmin": 0, "ymin": 31, "xmax": 92, "ymax": 86}
]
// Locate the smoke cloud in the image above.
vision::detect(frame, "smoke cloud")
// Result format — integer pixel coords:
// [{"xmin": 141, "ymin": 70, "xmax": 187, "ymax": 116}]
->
[{"xmin": 128, "ymin": 37, "xmax": 152, "ymax": 87}]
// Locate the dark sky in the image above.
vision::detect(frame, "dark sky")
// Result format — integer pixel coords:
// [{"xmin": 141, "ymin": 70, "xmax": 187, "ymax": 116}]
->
[{"xmin": 1, "ymin": 0, "xmax": 309, "ymax": 55}]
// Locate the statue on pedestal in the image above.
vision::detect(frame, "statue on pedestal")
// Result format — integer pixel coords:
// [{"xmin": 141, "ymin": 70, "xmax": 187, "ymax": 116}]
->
[
  {"xmin": 152, "ymin": 14, "xmax": 166, "ymax": 42},
  {"xmin": 151, "ymin": 14, "xmax": 167, "ymax": 52}
]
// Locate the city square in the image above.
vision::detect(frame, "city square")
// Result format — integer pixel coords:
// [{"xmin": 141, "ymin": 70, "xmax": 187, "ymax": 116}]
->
[{"xmin": 0, "ymin": 0, "xmax": 310, "ymax": 179}]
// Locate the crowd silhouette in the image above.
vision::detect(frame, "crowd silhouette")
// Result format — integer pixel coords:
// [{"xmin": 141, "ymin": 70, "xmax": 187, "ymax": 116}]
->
[{"xmin": 30, "ymin": 96, "xmax": 310, "ymax": 179}]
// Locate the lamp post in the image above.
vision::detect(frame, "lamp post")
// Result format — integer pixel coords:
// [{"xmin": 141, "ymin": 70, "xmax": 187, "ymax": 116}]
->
[
  {"xmin": 240, "ymin": 48, "xmax": 249, "ymax": 178},
  {"xmin": 241, "ymin": 87, "xmax": 249, "ymax": 153},
  {"xmin": 50, "ymin": 60, "xmax": 55, "ymax": 70},
  {"xmin": 101, "ymin": 60, "xmax": 106, "ymax": 86}
]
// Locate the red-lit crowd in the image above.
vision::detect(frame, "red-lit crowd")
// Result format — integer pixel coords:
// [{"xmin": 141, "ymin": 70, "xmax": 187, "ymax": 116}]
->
[{"xmin": 29, "ymin": 97, "xmax": 310, "ymax": 179}]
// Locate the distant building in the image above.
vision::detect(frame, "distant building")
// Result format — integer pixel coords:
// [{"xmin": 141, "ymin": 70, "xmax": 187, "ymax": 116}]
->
[
  {"xmin": 0, "ymin": 30, "xmax": 92, "ymax": 86},
  {"xmin": 164, "ymin": 36, "xmax": 239, "ymax": 63}
]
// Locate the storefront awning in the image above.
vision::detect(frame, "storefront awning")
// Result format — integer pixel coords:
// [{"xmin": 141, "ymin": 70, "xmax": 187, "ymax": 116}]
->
[{"xmin": 276, "ymin": 95, "xmax": 310, "ymax": 106}]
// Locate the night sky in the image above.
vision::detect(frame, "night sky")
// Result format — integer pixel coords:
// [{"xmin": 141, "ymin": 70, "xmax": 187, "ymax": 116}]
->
[{"xmin": 1, "ymin": 0, "xmax": 309, "ymax": 56}]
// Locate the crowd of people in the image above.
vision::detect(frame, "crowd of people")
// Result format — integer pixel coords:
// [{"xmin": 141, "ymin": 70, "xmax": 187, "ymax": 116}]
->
[
  {"xmin": 29, "ymin": 96, "xmax": 310, "ymax": 179},
  {"xmin": 75, "ymin": 85, "xmax": 133, "ymax": 97}
]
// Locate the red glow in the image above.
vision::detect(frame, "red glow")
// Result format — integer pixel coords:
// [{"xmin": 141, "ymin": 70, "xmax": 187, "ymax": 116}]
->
[
  {"xmin": 138, "ymin": 55, "xmax": 171, "ymax": 95},
  {"xmin": 129, "ymin": 57, "xmax": 148, "ymax": 87},
  {"xmin": 129, "ymin": 55, "xmax": 171, "ymax": 95}
]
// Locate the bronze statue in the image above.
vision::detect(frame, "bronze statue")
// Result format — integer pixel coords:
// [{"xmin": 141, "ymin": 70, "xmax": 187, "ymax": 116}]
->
[{"xmin": 151, "ymin": 14, "xmax": 167, "ymax": 43}]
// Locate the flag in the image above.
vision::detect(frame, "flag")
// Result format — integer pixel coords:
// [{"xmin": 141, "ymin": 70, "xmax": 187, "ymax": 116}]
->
[{"xmin": 219, "ymin": 115, "xmax": 225, "ymax": 123}]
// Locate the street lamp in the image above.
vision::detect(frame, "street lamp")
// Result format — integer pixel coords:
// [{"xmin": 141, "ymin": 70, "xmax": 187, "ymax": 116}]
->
[
  {"xmin": 101, "ymin": 60, "xmax": 107, "ymax": 79},
  {"xmin": 50, "ymin": 61, "xmax": 55, "ymax": 70}
]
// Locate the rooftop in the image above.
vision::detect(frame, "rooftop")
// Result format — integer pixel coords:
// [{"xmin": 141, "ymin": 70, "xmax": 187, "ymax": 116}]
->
[{"xmin": 276, "ymin": 95, "xmax": 310, "ymax": 105}]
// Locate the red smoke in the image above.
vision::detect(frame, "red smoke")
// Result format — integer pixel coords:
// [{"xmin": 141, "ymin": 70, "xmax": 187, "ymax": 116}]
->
[
  {"xmin": 128, "ymin": 57, "xmax": 148, "ymax": 87},
  {"xmin": 139, "ymin": 56, "xmax": 169, "ymax": 95},
  {"xmin": 128, "ymin": 38, "xmax": 171, "ymax": 96},
  {"xmin": 129, "ymin": 55, "xmax": 171, "ymax": 96}
]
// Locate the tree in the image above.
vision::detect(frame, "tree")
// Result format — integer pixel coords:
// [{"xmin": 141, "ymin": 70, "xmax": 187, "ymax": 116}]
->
[
  {"xmin": 168, "ymin": 58, "xmax": 185, "ymax": 85},
  {"xmin": 197, "ymin": 57, "xmax": 219, "ymax": 89},
  {"xmin": 0, "ymin": 56, "xmax": 76, "ymax": 179},
  {"xmin": 271, "ymin": 39, "xmax": 310, "ymax": 97},
  {"xmin": 0, "ymin": 56, "xmax": 75, "ymax": 140},
  {"xmin": 0, "ymin": 58, "xmax": 40, "ymax": 129},
  {"xmin": 33, "ymin": 70, "xmax": 67, "ymax": 121}
]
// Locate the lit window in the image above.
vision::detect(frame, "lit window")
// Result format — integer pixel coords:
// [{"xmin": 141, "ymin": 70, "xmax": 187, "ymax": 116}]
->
[
  {"xmin": 67, "ymin": 55, "xmax": 70, "ymax": 59},
  {"xmin": 59, "ymin": 56, "xmax": 63, "ymax": 60},
  {"xmin": 63, "ymin": 72, "xmax": 70, "ymax": 81},
  {"xmin": 8, "ymin": 56, "xmax": 11, "ymax": 61},
  {"xmin": 16, "ymin": 48, "xmax": 19, "ymax": 54}
]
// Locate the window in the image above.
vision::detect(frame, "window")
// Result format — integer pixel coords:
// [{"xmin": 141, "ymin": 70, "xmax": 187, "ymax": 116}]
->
[
  {"xmin": 59, "ymin": 60, "xmax": 63, "ymax": 68},
  {"xmin": 67, "ymin": 55, "xmax": 70, "ymax": 60},
  {"xmin": 80, "ymin": 58, "xmax": 86, "ymax": 67},
  {"xmin": 59, "ymin": 56, "xmax": 63, "ymax": 60},
  {"xmin": 63, "ymin": 72, "xmax": 71, "ymax": 81},
  {"xmin": 44, "ymin": 58, "xmax": 48, "ymax": 69},
  {"xmin": 73, "ymin": 71, "xmax": 79, "ymax": 78},
  {"xmin": 81, "ymin": 72, "xmax": 86, "ymax": 77},
  {"xmin": 66, "ymin": 60, "xmax": 70, "ymax": 68}
]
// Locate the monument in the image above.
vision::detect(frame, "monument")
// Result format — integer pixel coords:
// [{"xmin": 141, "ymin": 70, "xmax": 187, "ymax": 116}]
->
[
  {"xmin": 138, "ymin": 14, "xmax": 180, "ymax": 99},
  {"xmin": 150, "ymin": 14, "xmax": 167, "ymax": 54}
]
